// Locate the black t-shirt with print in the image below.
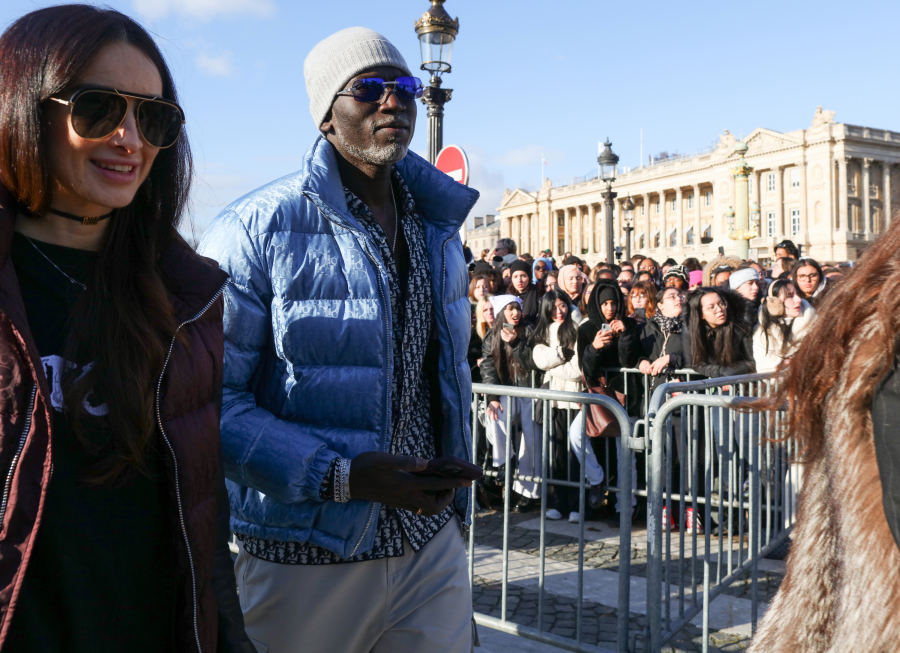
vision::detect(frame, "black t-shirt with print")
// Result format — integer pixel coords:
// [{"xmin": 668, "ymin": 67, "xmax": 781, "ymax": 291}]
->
[{"xmin": 5, "ymin": 232, "xmax": 175, "ymax": 652}]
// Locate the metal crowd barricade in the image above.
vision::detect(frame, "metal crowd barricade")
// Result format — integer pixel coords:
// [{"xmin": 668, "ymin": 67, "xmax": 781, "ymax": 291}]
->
[
  {"xmin": 470, "ymin": 382, "xmax": 637, "ymax": 653},
  {"xmin": 643, "ymin": 373, "xmax": 796, "ymax": 653}
]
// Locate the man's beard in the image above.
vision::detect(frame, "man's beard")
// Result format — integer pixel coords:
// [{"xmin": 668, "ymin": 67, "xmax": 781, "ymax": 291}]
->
[{"xmin": 337, "ymin": 130, "xmax": 408, "ymax": 166}]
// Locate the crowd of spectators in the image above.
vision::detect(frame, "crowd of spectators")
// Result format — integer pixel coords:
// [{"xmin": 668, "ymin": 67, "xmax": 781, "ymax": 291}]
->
[{"xmin": 465, "ymin": 237, "xmax": 844, "ymax": 528}]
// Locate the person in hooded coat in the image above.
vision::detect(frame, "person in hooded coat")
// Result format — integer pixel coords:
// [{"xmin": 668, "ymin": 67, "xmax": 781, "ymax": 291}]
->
[
  {"xmin": 575, "ymin": 280, "xmax": 643, "ymax": 517},
  {"xmin": 507, "ymin": 260, "xmax": 542, "ymax": 327}
]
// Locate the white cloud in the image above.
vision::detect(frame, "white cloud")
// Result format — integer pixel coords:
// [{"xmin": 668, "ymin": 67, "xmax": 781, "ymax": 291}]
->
[
  {"xmin": 132, "ymin": 0, "xmax": 276, "ymax": 21},
  {"xmin": 196, "ymin": 51, "xmax": 235, "ymax": 77}
]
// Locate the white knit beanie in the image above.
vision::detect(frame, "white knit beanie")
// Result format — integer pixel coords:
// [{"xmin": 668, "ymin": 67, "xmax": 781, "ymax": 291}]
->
[
  {"xmin": 729, "ymin": 267, "xmax": 760, "ymax": 291},
  {"xmin": 304, "ymin": 27, "xmax": 412, "ymax": 129}
]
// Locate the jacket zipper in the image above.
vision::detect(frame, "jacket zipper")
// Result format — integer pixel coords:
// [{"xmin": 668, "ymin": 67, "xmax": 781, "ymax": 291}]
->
[
  {"xmin": 155, "ymin": 281, "xmax": 228, "ymax": 653},
  {"xmin": 311, "ymin": 206, "xmax": 389, "ymax": 557},
  {"xmin": 439, "ymin": 235, "xmax": 473, "ymax": 530},
  {"xmin": 0, "ymin": 386, "xmax": 37, "ymax": 527}
]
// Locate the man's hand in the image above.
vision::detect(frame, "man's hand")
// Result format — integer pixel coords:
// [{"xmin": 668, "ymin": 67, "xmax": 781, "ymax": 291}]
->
[
  {"xmin": 349, "ymin": 452, "xmax": 471, "ymax": 517},
  {"xmin": 650, "ymin": 355, "xmax": 671, "ymax": 376},
  {"xmin": 639, "ymin": 360, "xmax": 653, "ymax": 375},
  {"xmin": 592, "ymin": 329, "xmax": 614, "ymax": 350}
]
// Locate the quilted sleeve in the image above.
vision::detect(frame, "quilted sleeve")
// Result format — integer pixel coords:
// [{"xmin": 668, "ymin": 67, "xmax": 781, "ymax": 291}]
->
[{"xmin": 199, "ymin": 212, "xmax": 339, "ymax": 505}]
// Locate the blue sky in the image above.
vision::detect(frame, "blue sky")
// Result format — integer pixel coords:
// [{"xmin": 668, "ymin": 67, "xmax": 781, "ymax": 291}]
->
[{"xmin": 3, "ymin": 0, "xmax": 899, "ymax": 238}]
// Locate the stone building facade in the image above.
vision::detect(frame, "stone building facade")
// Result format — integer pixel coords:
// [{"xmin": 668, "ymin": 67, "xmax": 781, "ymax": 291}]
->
[
  {"xmin": 465, "ymin": 214, "xmax": 500, "ymax": 259},
  {"xmin": 498, "ymin": 108, "xmax": 900, "ymax": 265}
]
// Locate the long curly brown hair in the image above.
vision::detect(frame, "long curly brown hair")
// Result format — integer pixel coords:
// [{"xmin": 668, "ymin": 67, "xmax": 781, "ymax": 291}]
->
[{"xmin": 756, "ymin": 219, "xmax": 900, "ymax": 462}]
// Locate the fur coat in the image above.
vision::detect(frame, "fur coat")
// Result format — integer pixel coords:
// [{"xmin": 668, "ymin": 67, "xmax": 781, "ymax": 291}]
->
[{"xmin": 748, "ymin": 336, "xmax": 900, "ymax": 652}]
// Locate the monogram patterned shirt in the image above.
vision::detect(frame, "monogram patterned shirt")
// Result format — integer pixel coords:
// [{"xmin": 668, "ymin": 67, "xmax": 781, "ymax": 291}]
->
[{"xmin": 240, "ymin": 168, "xmax": 453, "ymax": 565}]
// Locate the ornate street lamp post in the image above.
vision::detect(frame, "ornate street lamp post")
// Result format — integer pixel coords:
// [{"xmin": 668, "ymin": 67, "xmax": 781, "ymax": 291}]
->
[
  {"xmin": 622, "ymin": 195, "xmax": 635, "ymax": 261},
  {"xmin": 414, "ymin": 0, "xmax": 458, "ymax": 164},
  {"xmin": 728, "ymin": 141, "xmax": 757, "ymax": 259},
  {"xmin": 597, "ymin": 139, "xmax": 619, "ymax": 263}
]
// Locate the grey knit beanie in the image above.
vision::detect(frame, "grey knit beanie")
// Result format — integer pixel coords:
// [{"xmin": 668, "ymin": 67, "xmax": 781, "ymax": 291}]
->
[
  {"xmin": 729, "ymin": 267, "xmax": 760, "ymax": 291},
  {"xmin": 304, "ymin": 27, "xmax": 412, "ymax": 129}
]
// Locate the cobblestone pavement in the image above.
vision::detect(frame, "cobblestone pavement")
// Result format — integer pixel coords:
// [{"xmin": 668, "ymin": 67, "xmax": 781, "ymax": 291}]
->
[{"xmin": 471, "ymin": 508, "xmax": 782, "ymax": 652}]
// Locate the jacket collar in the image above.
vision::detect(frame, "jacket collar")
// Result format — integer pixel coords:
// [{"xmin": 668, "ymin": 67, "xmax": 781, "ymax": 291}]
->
[
  {"xmin": 300, "ymin": 136, "xmax": 479, "ymax": 240},
  {"xmin": 159, "ymin": 236, "xmax": 229, "ymax": 324}
]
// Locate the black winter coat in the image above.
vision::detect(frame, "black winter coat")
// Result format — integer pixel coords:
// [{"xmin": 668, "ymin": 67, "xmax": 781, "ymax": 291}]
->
[
  {"xmin": 638, "ymin": 316, "xmax": 687, "ymax": 392},
  {"xmin": 480, "ymin": 326, "xmax": 538, "ymax": 402},
  {"xmin": 680, "ymin": 289, "xmax": 756, "ymax": 379},
  {"xmin": 469, "ymin": 326, "xmax": 484, "ymax": 384},
  {"xmin": 577, "ymin": 280, "xmax": 643, "ymax": 416},
  {"xmin": 511, "ymin": 285, "xmax": 542, "ymax": 327}
]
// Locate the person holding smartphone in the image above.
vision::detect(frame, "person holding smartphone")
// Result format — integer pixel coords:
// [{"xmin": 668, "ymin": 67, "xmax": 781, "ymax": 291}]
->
[
  {"xmin": 577, "ymin": 280, "xmax": 642, "ymax": 519},
  {"xmin": 199, "ymin": 27, "xmax": 477, "ymax": 652},
  {"xmin": 480, "ymin": 295, "xmax": 542, "ymax": 512}
]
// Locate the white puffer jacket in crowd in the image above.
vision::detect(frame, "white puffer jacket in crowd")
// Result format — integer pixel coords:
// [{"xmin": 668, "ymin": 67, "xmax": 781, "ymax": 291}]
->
[
  {"xmin": 532, "ymin": 321, "xmax": 583, "ymax": 409},
  {"xmin": 752, "ymin": 299, "xmax": 816, "ymax": 373}
]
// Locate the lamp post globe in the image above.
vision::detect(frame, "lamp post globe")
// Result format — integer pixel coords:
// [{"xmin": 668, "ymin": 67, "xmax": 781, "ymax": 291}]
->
[
  {"xmin": 597, "ymin": 139, "xmax": 619, "ymax": 262},
  {"xmin": 414, "ymin": 0, "xmax": 459, "ymax": 164},
  {"xmin": 597, "ymin": 139, "xmax": 619, "ymax": 182},
  {"xmin": 622, "ymin": 195, "xmax": 635, "ymax": 260}
]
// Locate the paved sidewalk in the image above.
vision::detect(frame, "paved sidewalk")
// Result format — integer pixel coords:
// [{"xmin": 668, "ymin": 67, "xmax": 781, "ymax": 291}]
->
[{"xmin": 470, "ymin": 508, "xmax": 783, "ymax": 652}]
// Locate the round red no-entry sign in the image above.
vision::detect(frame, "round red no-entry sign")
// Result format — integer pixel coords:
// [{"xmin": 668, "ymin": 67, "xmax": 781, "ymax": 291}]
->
[{"xmin": 435, "ymin": 145, "xmax": 469, "ymax": 186}]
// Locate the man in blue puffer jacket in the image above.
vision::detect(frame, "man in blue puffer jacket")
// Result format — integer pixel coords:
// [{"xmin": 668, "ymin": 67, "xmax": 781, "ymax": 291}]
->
[{"xmin": 198, "ymin": 26, "xmax": 479, "ymax": 653}]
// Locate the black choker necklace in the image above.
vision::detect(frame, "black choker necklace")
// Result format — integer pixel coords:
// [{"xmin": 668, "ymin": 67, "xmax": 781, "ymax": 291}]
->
[{"xmin": 47, "ymin": 208, "xmax": 114, "ymax": 226}]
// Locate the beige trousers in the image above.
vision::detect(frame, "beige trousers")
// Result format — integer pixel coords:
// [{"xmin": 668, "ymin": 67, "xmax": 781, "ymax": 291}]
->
[{"xmin": 235, "ymin": 516, "xmax": 474, "ymax": 653}]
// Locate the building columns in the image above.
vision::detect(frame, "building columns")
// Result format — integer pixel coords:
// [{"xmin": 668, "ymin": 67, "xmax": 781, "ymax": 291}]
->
[
  {"xmin": 575, "ymin": 207, "xmax": 583, "ymax": 256},
  {"xmin": 589, "ymin": 204, "xmax": 598, "ymax": 255},
  {"xmin": 798, "ymin": 163, "xmax": 808, "ymax": 243},
  {"xmin": 693, "ymin": 185, "xmax": 702, "ymax": 250},
  {"xmin": 675, "ymin": 189, "xmax": 683, "ymax": 251},
  {"xmin": 863, "ymin": 158, "xmax": 872, "ymax": 236},
  {"xmin": 838, "ymin": 156, "xmax": 849, "ymax": 233},
  {"xmin": 775, "ymin": 166, "xmax": 785, "ymax": 237},
  {"xmin": 642, "ymin": 193, "xmax": 651, "ymax": 253},
  {"xmin": 885, "ymin": 165, "xmax": 893, "ymax": 228}
]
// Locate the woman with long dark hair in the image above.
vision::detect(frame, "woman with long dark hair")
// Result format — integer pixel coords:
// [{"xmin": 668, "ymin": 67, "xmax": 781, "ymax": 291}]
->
[
  {"xmin": 480, "ymin": 295, "xmax": 541, "ymax": 511},
  {"xmin": 531, "ymin": 290, "xmax": 594, "ymax": 522},
  {"xmin": 752, "ymin": 279, "xmax": 816, "ymax": 373},
  {"xmin": 681, "ymin": 286, "xmax": 755, "ymax": 534},
  {"xmin": 0, "ymin": 6, "xmax": 250, "ymax": 652},
  {"xmin": 681, "ymin": 286, "xmax": 755, "ymax": 379},
  {"xmin": 747, "ymin": 215, "xmax": 900, "ymax": 652}
]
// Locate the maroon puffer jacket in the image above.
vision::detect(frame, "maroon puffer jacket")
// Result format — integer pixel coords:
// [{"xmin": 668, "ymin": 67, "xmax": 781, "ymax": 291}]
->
[{"xmin": 0, "ymin": 188, "xmax": 235, "ymax": 652}]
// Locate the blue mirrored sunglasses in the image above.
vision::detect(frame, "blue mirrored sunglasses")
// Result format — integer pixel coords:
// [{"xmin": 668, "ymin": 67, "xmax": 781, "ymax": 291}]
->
[{"xmin": 336, "ymin": 76, "xmax": 424, "ymax": 104}]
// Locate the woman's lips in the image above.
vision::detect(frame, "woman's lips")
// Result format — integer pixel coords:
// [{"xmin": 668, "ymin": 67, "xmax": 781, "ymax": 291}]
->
[{"xmin": 91, "ymin": 160, "xmax": 137, "ymax": 183}]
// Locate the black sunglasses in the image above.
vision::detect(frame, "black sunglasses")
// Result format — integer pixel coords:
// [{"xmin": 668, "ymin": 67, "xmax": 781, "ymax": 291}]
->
[
  {"xmin": 335, "ymin": 76, "xmax": 424, "ymax": 104},
  {"xmin": 50, "ymin": 85, "xmax": 185, "ymax": 149}
]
